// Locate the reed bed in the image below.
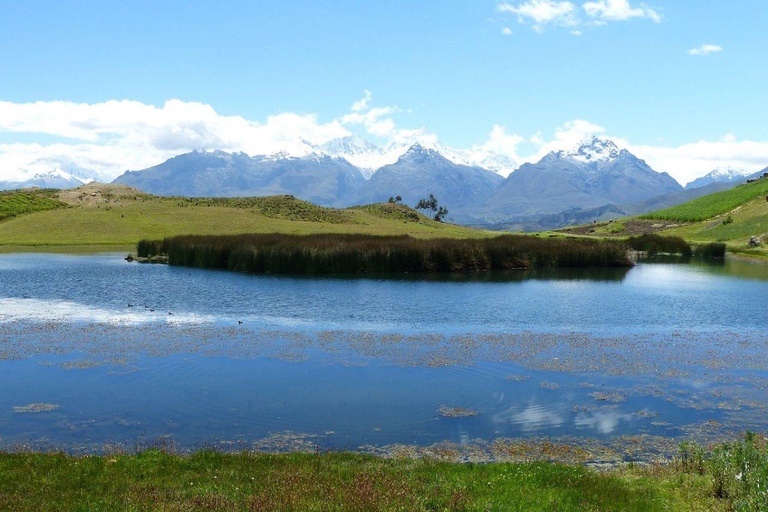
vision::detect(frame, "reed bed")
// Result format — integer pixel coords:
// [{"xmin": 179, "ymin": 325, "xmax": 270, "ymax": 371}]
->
[
  {"xmin": 137, "ymin": 234, "xmax": 632, "ymax": 274},
  {"xmin": 626, "ymin": 234, "xmax": 693, "ymax": 257}
]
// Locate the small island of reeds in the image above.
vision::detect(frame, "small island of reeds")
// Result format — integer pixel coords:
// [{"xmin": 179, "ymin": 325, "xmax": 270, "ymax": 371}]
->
[{"xmin": 135, "ymin": 233, "xmax": 633, "ymax": 274}]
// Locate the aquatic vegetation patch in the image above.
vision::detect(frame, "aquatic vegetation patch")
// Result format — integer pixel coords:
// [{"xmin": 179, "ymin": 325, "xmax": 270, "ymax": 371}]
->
[
  {"xmin": 438, "ymin": 406, "xmax": 480, "ymax": 418},
  {"xmin": 136, "ymin": 233, "xmax": 633, "ymax": 274},
  {"xmin": 13, "ymin": 403, "xmax": 60, "ymax": 414}
]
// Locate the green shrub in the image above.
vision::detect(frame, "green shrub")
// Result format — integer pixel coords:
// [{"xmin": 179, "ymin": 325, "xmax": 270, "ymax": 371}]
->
[{"xmin": 0, "ymin": 190, "xmax": 66, "ymax": 221}]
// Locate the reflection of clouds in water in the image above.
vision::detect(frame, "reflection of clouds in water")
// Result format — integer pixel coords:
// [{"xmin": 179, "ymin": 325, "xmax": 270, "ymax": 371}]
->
[
  {"xmin": 0, "ymin": 297, "xmax": 397, "ymax": 331},
  {"xmin": 574, "ymin": 411, "xmax": 632, "ymax": 434},
  {"xmin": 493, "ymin": 404, "xmax": 565, "ymax": 431},
  {"xmin": 0, "ymin": 298, "xmax": 214, "ymax": 325}
]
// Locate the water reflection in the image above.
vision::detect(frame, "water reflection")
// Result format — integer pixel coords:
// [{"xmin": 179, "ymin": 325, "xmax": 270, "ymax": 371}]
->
[
  {"xmin": 0, "ymin": 253, "xmax": 766, "ymax": 452},
  {"xmin": 574, "ymin": 411, "xmax": 633, "ymax": 435}
]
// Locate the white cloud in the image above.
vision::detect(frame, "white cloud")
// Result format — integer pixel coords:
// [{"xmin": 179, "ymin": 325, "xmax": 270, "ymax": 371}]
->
[
  {"xmin": 689, "ymin": 44, "xmax": 723, "ymax": 56},
  {"xmin": 571, "ymin": 29, "xmax": 583, "ymax": 35},
  {"xmin": 628, "ymin": 139, "xmax": 768, "ymax": 185},
  {"xmin": 350, "ymin": 90, "xmax": 372, "ymax": 112},
  {"xmin": 582, "ymin": 0, "xmax": 661, "ymax": 23},
  {"xmin": 497, "ymin": 0, "xmax": 578, "ymax": 29},
  {"xmin": 497, "ymin": 0, "xmax": 660, "ymax": 31},
  {"xmin": 0, "ymin": 99, "xmax": 350, "ymax": 181},
  {"xmin": 339, "ymin": 92, "xmax": 439, "ymax": 147},
  {"xmin": 502, "ymin": 27, "xmax": 513, "ymax": 35}
]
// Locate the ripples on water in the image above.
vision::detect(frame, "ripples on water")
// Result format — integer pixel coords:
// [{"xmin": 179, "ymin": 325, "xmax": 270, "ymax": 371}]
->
[{"xmin": 0, "ymin": 253, "xmax": 766, "ymax": 460}]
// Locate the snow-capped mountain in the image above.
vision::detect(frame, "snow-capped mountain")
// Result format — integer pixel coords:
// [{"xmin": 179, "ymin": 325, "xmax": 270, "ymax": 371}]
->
[
  {"xmin": 316, "ymin": 135, "xmax": 517, "ymax": 178},
  {"xmin": 479, "ymin": 137, "xmax": 683, "ymax": 222},
  {"xmin": 553, "ymin": 136, "xmax": 621, "ymax": 164},
  {"xmin": 316, "ymin": 136, "xmax": 397, "ymax": 178},
  {"xmin": 354, "ymin": 143, "xmax": 504, "ymax": 212},
  {"xmin": 0, "ymin": 167, "xmax": 92, "ymax": 191},
  {"xmin": 685, "ymin": 166, "xmax": 756, "ymax": 190},
  {"xmin": 112, "ymin": 149, "xmax": 365, "ymax": 206}
]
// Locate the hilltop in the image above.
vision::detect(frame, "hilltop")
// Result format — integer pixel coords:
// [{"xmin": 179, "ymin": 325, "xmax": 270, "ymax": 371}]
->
[{"xmin": 0, "ymin": 184, "xmax": 491, "ymax": 250}]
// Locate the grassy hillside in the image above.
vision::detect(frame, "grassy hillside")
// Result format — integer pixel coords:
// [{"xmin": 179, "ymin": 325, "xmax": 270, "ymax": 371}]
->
[
  {"xmin": 0, "ymin": 184, "xmax": 491, "ymax": 249},
  {"xmin": 556, "ymin": 177, "xmax": 768, "ymax": 258},
  {"xmin": 640, "ymin": 178, "xmax": 768, "ymax": 222}
]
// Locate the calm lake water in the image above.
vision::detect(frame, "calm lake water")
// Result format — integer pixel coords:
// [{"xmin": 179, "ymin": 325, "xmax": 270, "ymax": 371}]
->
[{"xmin": 0, "ymin": 253, "xmax": 767, "ymax": 460}]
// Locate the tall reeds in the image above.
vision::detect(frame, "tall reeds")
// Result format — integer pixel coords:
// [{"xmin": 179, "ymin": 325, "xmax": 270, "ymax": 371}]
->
[{"xmin": 137, "ymin": 234, "xmax": 632, "ymax": 274}]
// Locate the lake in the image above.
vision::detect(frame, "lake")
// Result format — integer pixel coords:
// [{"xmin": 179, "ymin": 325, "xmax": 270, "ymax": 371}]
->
[{"xmin": 1, "ymin": 253, "xmax": 766, "ymax": 462}]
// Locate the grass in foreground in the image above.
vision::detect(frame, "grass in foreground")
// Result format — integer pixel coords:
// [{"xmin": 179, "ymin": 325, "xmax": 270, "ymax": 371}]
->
[
  {"xmin": 0, "ymin": 450, "xmax": 722, "ymax": 512},
  {"xmin": 137, "ymin": 233, "xmax": 632, "ymax": 273}
]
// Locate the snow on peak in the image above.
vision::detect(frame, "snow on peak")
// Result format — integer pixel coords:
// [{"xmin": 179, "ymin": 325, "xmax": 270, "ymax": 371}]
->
[
  {"xmin": 31, "ymin": 168, "xmax": 91, "ymax": 183},
  {"xmin": 316, "ymin": 136, "xmax": 397, "ymax": 178},
  {"xmin": 706, "ymin": 165, "xmax": 752, "ymax": 179},
  {"xmin": 318, "ymin": 135, "xmax": 381, "ymax": 156},
  {"xmin": 556, "ymin": 136, "xmax": 621, "ymax": 164}
]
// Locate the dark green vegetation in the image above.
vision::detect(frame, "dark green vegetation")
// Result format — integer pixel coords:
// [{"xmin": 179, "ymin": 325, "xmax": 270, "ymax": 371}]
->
[
  {"xmin": 0, "ymin": 448, "xmax": 726, "ymax": 512},
  {"xmin": 137, "ymin": 233, "xmax": 632, "ymax": 274},
  {"xmin": 0, "ymin": 189, "xmax": 66, "ymax": 222},
  {"xmin": 641, "ymin": 179, "xmax": 768, "ymax": 223},
  {"xmin": 627, "ymin": 234, "xmax": 693, "ymax": 257}
]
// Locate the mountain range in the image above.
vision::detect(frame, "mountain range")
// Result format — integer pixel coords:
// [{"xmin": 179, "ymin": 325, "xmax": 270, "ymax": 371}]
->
[{"xmin": 6, "ymin": 136, "xmax": 765, "ymax": 230}]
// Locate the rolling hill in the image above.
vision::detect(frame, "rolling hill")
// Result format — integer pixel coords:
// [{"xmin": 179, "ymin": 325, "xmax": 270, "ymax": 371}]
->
[{"xmin": 0, "ymin": 183, "xmax": 491, "ymax": 250}]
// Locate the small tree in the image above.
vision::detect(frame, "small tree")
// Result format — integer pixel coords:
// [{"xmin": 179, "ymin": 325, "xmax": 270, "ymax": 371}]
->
[
  {"xmin": 415, "ymin": 194, "xmax": 448, "ymax": 222},
  {"xmin": 388, "ymin": 195, "xmax": 402, "ymax": 204}
]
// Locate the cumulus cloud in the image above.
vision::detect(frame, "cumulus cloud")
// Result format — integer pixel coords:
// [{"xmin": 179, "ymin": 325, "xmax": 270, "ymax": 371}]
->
[
  {"xmin": 689, "ymin": 44, "xmax": 723, "ymax": 56},
  {"xmin": 502, "ymin": 27, "xmax": 513, "ymax": 35},
  {"xmin": 0, "ymin": 99, "xmax": 350, "ymax": 181},
  {"xmin": 582, "ymin": 0, "xmax": 661, "ymax": 23},
  {"xmin": 350, "ymin": 90, "xmax": 372, "ymax": 112},
  {"xmin": 340, "ymin": 92, "xmax": 439, "ymax": 147},
  {"xmin": 497, "ymin": 0, "xmax": 660, "ymax": 31},
  {"xmin": 498, "ymin": 0, "xmax": 578, "ymax": 30},
  {"xmin": 628, "ymin": 138, "xmax": 768, "ymax": 185}
]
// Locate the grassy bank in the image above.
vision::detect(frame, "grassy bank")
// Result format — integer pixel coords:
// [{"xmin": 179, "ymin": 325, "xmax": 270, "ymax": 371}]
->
[
  {"xmin": 7, "ymin": 433, "xmax": 768, "ymax": 511},
  {"xmin": 0, "ymin": 185, "xmax": 491, "ymax": 250},
  {"xmin": 0, "ymin": 449, "xmax": 722, "ymax": 512},
  {"xmin": 137, "ymin": 233, "xmax": 632, "ymax": 273}
]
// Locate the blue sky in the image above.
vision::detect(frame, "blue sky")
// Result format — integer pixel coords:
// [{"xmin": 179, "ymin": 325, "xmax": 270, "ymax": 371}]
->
[{"xmin": 1, "ymin": 0, "xmax": 767, "ymax": 183}]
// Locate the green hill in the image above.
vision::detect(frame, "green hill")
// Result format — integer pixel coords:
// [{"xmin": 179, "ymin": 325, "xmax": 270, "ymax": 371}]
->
[
  {"xmin": 0, "ymin": 184, "xmax": 492, "ymax": 250},
  {"xmin": 640, "ymin": 178, "xmax": 768, "ymax": 222},
  {"xmin": 554, "ymin": 176, "xmax": 768, "ymax": 258}
]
